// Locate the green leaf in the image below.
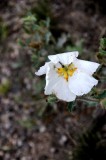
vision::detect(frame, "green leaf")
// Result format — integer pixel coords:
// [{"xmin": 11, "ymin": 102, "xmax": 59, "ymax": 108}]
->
[
  {"xmin": 96, "ymin": 52, "xmax": 106, "ymax": 65},
  {"xmin": 17, "ymin": 39, "xmax": 25, "ymax": 47},
  {"xmin": 95, "ymin": 90, "xmax": 106, "ymax": 99},
  {"xmin": 66, "ymin": 39, "xmax": 83, "ymax": 54},
  {"xmin": 100, "ymin": 38, "xmax": 106, "ymax": 50},
  {"xmin": 0, "ymin": 79, "xmax": 11, "ymax": 95},
  {"xmin": 0, "ymin": 22, "xmax": 8, "ymax": 41},
  {"xmin": 100, "ymin": 98, "xmax": 106, "ymax": 108},
  {"xmin": 11, "ymin": 61, "xmax": 23, "ymax": 69},
  {"xmin": 67, "ymin": 101, "xmax": 75, "ymax": 112},
  {"xmin": 18, "ymin": 118, "xmax": 36, "ymax": 129},
  {"xmin": 99, "ymin": 48, "xmax": 106, "ymax": 56},
  {"xmin": 45, "ymin": 17, "xmax": 50, "ymax": 28},
  {"xmin": 47, "ymin": 95, "xmax": 58, "ymax": 104},
  {"xmin": 37, "ymin": 104, "xmax": 47, "ymax": 117},
  {"xmin": 98, "ymin": 38, "xmax": 106, "ymax": 56},
  {"xmin": 22, "ymin": 14, "xmax": 37, "ymax": 24},
  {"xmin": 45, "ymin": 31, "xmax": 51, "ymax": 44}
]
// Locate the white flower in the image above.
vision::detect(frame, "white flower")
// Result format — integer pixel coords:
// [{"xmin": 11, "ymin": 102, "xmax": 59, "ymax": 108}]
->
[{"xmin": 35, "ymin": 51, "xmax": 100, "ymax": 102}]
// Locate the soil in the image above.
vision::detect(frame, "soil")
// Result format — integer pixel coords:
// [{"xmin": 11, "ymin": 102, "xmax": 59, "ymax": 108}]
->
[{"xmin": 0, "ymin": 0, "xmax": 106, "ymax": 160}]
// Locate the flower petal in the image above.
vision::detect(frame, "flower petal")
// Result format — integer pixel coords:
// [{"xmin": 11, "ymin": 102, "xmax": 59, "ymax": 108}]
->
[
  {"xmin": 35, "ymin": 62, "xmax": 50, "ymax": 76},
  {"xmin": 48, "ymin": 51, "xmax": 79, "ymax": 65},
  {"xmin": 52, "ymin": 78, "xmax": 76, "ymax": 102},
  {"xmin": 45, "ymin": 64, "xmax": 60, "ymax": 95},
  {"xmin": 68, "ymin": 70, "xmax": 98, "ymax": 96},
  {"xmin": 45, "ymin": 64, "xmax": 76, "ymax": 102},
  {"xmin": 74, "ymin": 59, "xmax": 100, "ymax": 75}
]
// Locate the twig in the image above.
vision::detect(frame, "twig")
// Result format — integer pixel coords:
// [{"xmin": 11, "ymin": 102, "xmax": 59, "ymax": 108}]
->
[{"xmin": 76, "ymin": 97, "xmax": 99, "ymax": 103}]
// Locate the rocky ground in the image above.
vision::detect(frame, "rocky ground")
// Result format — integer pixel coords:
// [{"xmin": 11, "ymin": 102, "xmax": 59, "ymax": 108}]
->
[{"xmin": 0, "ymin": 0, "xmax": 106, "ymax": 159}]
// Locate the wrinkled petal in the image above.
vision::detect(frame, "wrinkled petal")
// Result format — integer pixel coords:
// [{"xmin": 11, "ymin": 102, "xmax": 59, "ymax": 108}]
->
[
  {"xmin": 74, "ymin": 59, "xmax": 100, "ymax": 75},
  {"xmin": 45, "ymin": 63, "xmax": 60, "ymax": 94},
  {"xmin": 48, "ymin": 51, "xmax": 79, "ymax": 65},
  {"xmin": 35, "ymin": 62, "xmax": 50, "ymax": 76},
  {"xmin": 52, "ymin": 79, "xmax": 76, "ymax": 102},
  {"xmin": 45, "ymin": 65, "xmax": 76, "ymax": 102},
  {"xmin": 68, "ymin": 70, "xmax": 98, "ymax": 96}
]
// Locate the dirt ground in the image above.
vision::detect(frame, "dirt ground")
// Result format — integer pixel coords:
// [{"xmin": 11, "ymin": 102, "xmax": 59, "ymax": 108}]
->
[{"xmin": 0, "ymin": 0, "xmax": 106, "ymax": 160}]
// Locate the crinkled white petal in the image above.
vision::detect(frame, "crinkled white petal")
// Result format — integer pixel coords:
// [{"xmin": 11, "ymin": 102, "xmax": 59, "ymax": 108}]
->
[
  {"xmin": 48, "ymin": 51, "xmax": 79, "ymax": 65},
  {"xmin": 68, "ymin": 70, "xmax": 98, "ymax": 96},
  {"xmin": 45, "ymin": 64, "xmax": 76, "ymax": 102},
  {"xmin": 74, "ymin": 59, "xmax": 100, "ymax": 75},
  {"xmin": 35, "ymin": 62, "xmax": 50, "ymax": 76},
  {"xmin": 52, "ymin": 78, "xmax": 76, "ymax": 102},
  {"xmin": 45, "ymin": 63, "xmax": 60, "ymax": 95}
]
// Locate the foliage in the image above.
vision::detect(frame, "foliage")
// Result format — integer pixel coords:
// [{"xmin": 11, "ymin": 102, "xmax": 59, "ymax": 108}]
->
[
  {"xmin": 31, "ymin": 0, "xmax": 52, "ymax": 20},
  {"xmin": 0, "ymin": 18, "xmax": 8, "ymax": 42},
  {"xmin": 18, "ymin": 118, "xmax": 36, "ymax": 129},
  {"xmin": 67, "ymin": 102, "xmax": 76, "ymax": 112},
  {"xmin": 47, "ymin": 95, "xmax": 58, "ymax": 105},
  {"xmin": 72, "ymin": 109, "xmax": 106, "ymax": 160},
  {"xmin": 100, "ymin": 98, "xmax": 106, "ymax": 109},
  {"xmin": 18, "ymin": 4, "xmax": 106, "ymax": 160},
  {"xmin": 19, "ymin": 13, "xmax": 53, "ymax": 69},
  {"xmin": 97, "ymin": 37, "xmax": 106, "ymax": 65},
  {"xmin": 20, "ymin": 10, "xmax": 106, "ymax": 110},
  {"xmin": 94, "ymin": 90, "xmax": 106, "ymax": 100},
  {"xmin": 0, "ymin": 79, "xmax": 11, "ymax": 95},
  {"xmin": 20, "ymin": 12, "xmax": 84, "ymax": 68}
]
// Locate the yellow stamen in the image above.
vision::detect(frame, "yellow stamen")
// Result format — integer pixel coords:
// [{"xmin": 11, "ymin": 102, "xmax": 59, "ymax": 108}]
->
[
  {"xmin": 64, "ymin": 72, "xmax": 68, "ymax": 81},
  {"xmin": 57, "ymin": 68, "xmax": 64, "ymax": 74},
  {"xmin": 68, "ymin": 68, "xmax": 77, "ymax": 76},
  {"xmin": 69, "ymin": 63, "xmax": 74, "ymax": 69},
  {"xmin": 57, "ymin": 63, "xmax": 77, "ymax": 81}
]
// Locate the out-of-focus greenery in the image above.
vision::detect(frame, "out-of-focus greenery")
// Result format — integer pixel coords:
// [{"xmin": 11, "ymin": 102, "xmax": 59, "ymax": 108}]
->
[
  {"xmin": 19, "ymin": 10, "xmax": 106, "ymax": 109},
  {"xmin": 19, "ymin": 4, "xmax": 106, "ymax": 159},
  {"xmin": 18, "ymin": 13, "xmax": 53, "ymax": 69},
  {"xmin": 0, "ymin": 18, "xmax": 8, "ymax": 42},
  {"xmin": 97, "ymin": 37, "xmax": 106, "ymax": 65},
  {"xmin": 19, "ymin": 12, "xmax": 84, "ymax": 104},
  {"xmin": 0, "ymin": 79, "xmax": 11, "ymax": 95},
  {"xmin": 67, "ymin": 101, "xmax": 76, "ymax": 112},
  {"xmin": 72, "ymin": 109, "xmax": 106, "ymax": 160},
  {"xmin": 19, "ymin": 12, "xmax": 84, "ymax": 69},
  {"xmin": 18, "ymin": 118, "xmax": 36, "ymax": 129},
  {"xmin": 96, "ymin": 38, "xmax": 106, "ymax": 108},
  {"xmin": 100, "ymin": 98, "xmax": 106, "ymax": 108}
]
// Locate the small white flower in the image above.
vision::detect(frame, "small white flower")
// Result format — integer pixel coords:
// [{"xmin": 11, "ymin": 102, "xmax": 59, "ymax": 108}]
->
[{"xmin": 35, "ymin": 51, "xmax": 100, "ymax": 102}]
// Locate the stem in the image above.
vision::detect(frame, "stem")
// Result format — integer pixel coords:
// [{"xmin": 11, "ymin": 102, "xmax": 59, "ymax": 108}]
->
[{"xmin": 77, "ymin": 97, "xmax": 99, "ymax": 103}]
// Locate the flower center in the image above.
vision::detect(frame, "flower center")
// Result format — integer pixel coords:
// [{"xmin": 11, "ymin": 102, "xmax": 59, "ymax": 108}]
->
[{"xmin": 57, "ymin": 63, "xmax": 77, "ymax": 81}]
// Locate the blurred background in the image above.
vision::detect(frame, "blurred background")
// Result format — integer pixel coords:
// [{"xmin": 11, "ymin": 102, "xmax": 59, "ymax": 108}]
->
[{"xmin": 0, "ymin": 0, "xmax": 106, "ymax": 159}]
